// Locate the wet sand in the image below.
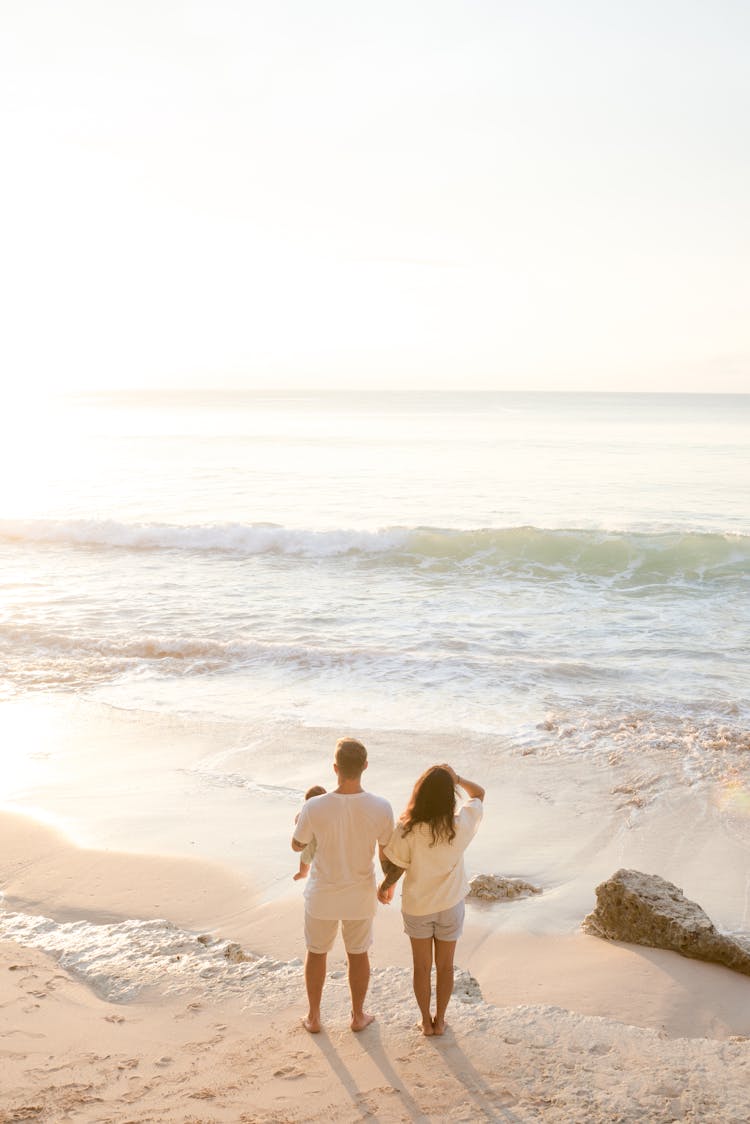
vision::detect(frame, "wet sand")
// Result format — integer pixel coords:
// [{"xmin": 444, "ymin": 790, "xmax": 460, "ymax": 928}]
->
[{"xmin": 2, "ymin": 810, "xmax": 750, "ymax": 1122}]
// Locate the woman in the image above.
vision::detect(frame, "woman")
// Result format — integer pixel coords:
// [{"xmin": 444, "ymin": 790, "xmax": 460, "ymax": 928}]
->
[{"xmin": 378, "ymin": 763, "xmax": 484, "ymax": 1036}]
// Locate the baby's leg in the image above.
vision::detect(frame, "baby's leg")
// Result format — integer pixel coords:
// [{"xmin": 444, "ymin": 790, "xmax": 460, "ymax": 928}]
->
[{"xmin": 294, "ymin": 862, "xmax": 311, "ymax": 881}]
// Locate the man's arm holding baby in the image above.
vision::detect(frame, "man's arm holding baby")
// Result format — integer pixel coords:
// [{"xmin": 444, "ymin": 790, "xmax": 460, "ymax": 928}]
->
[{"xmin": 292, "ymin": 807, "xmax": 310, "ymax": 852}]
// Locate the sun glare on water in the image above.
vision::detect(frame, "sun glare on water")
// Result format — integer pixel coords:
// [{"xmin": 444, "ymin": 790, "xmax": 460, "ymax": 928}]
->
[
  {"xmin": 0, "ymin": 394, "xmax": 92, "ymax": 521},
  {"xmin": 0, "ymin": 699, "xmax": 63, "ymax": 805}
]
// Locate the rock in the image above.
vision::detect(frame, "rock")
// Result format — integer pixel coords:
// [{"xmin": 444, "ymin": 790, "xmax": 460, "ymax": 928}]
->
[
  {"xmin": 583, "ymin": 868, "xmax": 750, "ymax": 976},
  {"xmin": 223, "ymin": 942, "xmax": 253, "ymax": 964},
  {"xmin": 468, "ymin": 874, "xmax": 542, "ymax": 901},
  {"xmin": 453, "ymin": 968, "xmax": 483, "ymax": 1004}
]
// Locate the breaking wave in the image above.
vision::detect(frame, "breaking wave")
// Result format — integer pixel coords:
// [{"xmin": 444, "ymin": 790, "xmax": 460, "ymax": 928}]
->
[{"xmin": 1, "ymin": 519, "xmax": 749, "ymax": 580}]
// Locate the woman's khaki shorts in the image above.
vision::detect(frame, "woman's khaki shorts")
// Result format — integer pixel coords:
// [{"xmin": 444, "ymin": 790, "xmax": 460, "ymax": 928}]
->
[
  {"xmin": 402, "ymin": 900, "xmax": 465, "ymax": 941},
  {"xmin": 304, "ymin": 913, "xmax": 373, "ymax": 954}
]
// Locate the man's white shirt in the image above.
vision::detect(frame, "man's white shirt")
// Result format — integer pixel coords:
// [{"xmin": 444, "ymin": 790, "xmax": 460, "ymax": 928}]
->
[{"xmin": 295, "ymin": 791, "xmax": 394, "ymax": 919}]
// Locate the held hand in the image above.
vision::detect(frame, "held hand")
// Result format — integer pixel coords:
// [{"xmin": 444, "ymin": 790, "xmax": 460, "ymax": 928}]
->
[{"xmin": 377, "ymin": 883, "xmax": 395, "ymax": 905}]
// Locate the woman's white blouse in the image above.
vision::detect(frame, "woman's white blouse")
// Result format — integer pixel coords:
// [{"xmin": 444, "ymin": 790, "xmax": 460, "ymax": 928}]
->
[{"xmin": 384, "ymin": 798, "xmax": 484, "ymax": 916}]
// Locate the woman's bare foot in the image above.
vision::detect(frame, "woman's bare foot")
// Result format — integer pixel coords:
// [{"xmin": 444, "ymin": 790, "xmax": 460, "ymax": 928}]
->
[
  {"xmin": 302, "ymin": 1014, "xmax": 321, "ymax": 1033},
  {"xmin": 419, "ymin": 1017, "xmax": 434, "ymax": 1036},
  {"xmin": 432, "ymin": 1016, "xmax": 447, "ymax": 1036},
  {"xmin": 350, "ymin": 1011, "xmax": 375, "ymax": 1032}
]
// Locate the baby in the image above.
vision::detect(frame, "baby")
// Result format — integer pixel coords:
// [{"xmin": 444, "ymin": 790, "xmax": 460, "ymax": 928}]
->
[{"xmin": 293, "ymin": 785, "xmax": 326, "ymax": 880}]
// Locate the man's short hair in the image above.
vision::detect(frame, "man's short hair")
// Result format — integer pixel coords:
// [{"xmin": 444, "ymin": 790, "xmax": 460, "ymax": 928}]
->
[{"xmin": 335, "ymin": 737, "xmax": 368, "ymax": 778}]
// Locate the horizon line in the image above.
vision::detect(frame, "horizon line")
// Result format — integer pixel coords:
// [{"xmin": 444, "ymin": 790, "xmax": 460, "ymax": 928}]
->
[{"xmin": 64, "ymin": 387, "xmax": 750, "ymax": 397}]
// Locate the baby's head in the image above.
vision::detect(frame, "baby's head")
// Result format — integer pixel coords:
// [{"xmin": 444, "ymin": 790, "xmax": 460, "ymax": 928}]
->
[{"xmin": 305, "ymin": 785, "xmax": 326, "ymax": 801}]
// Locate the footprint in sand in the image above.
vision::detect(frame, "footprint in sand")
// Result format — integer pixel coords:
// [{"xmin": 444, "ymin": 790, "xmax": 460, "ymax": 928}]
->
[
  {"xmin": 175, "ymin": 1002, "xmax": 203, "ymax": 1020},
  {"xmin": 3, "ymin": 1103, "xmax": 45, "ymax": 1120},
  {"xmin": 272, "ymin": 1065, "xmax": 305, "ymax": 1080},
  {"xmin": 105, "ymin": 1014, "xmax": 126, "ymax": 1024}
]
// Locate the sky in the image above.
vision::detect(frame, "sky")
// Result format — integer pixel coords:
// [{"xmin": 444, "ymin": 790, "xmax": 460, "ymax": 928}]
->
[{"xmin": 1, "ymin": 0, "xmax": 749, "ymax": 394}]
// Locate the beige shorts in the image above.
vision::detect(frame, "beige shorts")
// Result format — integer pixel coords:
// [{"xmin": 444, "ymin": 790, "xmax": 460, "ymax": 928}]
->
[
  {"xmin": 402, "ymin": 900, "xmax": 465, "ymax": 941},
  {"xmin": 304, "ymin": 913, "xmax": 373, "ymax": 954}
]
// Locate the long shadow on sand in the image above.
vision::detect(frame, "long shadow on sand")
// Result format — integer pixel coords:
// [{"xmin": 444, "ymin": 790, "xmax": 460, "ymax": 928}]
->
[
  {"xmin": 308, "ymin": 1023, "xmax": 430, "ymax": 1122},
  {"xmin": 426, "ymin": 1029, "xmax": 522, "ymax": 1122},
  {"xmin": 307, "ymin": 1019, "xmax": 525, "ymax": 1123}
]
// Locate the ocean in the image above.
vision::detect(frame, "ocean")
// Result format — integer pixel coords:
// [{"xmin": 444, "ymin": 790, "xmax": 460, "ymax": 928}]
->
[{"xmin": 1, "ymin": 390, "xmax": 749, "ymax": 933}]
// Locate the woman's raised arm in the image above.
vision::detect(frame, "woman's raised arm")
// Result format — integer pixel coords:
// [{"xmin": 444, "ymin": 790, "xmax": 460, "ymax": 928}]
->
[{"xmin": 441, "ymin": 764, "xmax": 485, "ymax": 802}]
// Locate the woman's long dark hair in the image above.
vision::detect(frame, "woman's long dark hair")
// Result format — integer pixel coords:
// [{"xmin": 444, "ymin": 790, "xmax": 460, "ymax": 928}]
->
[{"xmin": 400, "ymin": 766, "xmax": 456, "ymax": 846}]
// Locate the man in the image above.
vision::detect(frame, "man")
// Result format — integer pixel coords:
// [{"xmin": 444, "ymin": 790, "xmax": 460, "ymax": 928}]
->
[{"xmin": 292, "ymin": 737, "xmax": 394, "ymax": 1033}]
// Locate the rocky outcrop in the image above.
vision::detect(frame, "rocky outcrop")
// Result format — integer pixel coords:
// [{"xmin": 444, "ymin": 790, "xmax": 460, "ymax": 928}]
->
[
  {"xmin": 468, "ymin": 874, "xmax": 542, "ymax": 902},
  {"xmin": 583, "ymin": 868, "xmax": 750, "ymax": 975}
]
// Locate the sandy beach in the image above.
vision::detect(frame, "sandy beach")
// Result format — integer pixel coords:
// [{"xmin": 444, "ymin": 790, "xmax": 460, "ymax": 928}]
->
[
  {"xmin": 1, "ymin": 393, "xmax": 748, "ymax": 1122},
  {"xmin": 3, "ymin": 0, "xmax": 750, "ymax": 1107},
  {"xmin": 2, "ymin": 809, "xmax": 750, "ymax": 1123}
]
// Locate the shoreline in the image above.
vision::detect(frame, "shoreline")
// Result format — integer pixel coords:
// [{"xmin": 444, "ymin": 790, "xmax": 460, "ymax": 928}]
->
[
  {"xmin": 4, "ymin": 692, "xmax": 748, "ymax": 939},
  {"xmin": 2, "ymin": 808, "xmax": 750, "ymax": 1122},
  {"xmin": 2, "ymin": 807, "xmax": 750, "ymax": 1039}
]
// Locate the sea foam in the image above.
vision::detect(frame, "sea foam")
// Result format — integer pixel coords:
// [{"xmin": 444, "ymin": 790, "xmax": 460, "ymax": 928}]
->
[
  {"xmin": 0, "ymin": 901, "xmax": 484, "ymax": 1014},
  {"xmin": 0, "ymin": 902, "xmax": 298, "ymax": 1004}
]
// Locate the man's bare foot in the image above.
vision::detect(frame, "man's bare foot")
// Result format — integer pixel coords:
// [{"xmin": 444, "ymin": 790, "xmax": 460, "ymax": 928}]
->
[
  {"xmin": 302, "ymin": 1014, "xmax": 321, "ymax": 1033},
  {"xmin": 293, "ymin": 871, "xmax": 306, "ymax": 881},
  {"xmin": 432, "ymin": 1016, "xmax": 447, "ymax": 1036},
  {"xmin": 420, "ymin": 1017, "xmax": 434, "ymax": 1036},
  {"xmin": 351, "ymin": 1011, "xmax": 375, "ymax": 1032}
]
